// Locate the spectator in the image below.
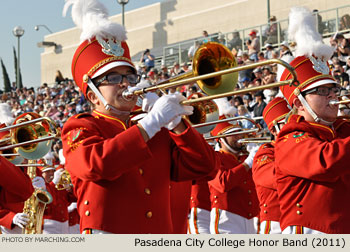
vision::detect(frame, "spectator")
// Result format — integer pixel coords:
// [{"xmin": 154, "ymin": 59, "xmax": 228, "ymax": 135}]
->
[
  {"xmin": 340, "ymin": 14, "xmax": 350, "ymax": 31},
  {"xmin": 252, "ymin": 91, "xmax": 267, "ymax": 128},
  {"xmin": 247, "ymin": 30, "xmax": 260, "ymax": 62},
  {"xmin": 188, "ymin": 40, "xmax": 200, "ymax": 61},
  {"xmin": 265, "ymin": 16, "xmax": 281, "ymax": 45},
  {"xmin": 202, "ymin": 30, "xmax": 210, "ymax": 43},
  {"xmin": 279, "ymin": 41, "xmax": 293, "ymax": 58},
  {"xmin": 140, "ymin": 49, "xmax": 155, "ymax": 71},
  {"xmin": 264, "ymin": 43, "xmax": 274, "ymax": 59},
  {"xmin": 55, "ymin": 70, "xmax": 65, "ymax": 84},
  {"xmin": 312, "ymin": 9, "xmax": 325, "ymax": 34},
  {"xmin": 228, "ymin": 31, "xmax": 243, "ymax": 51},
  {"xmin": 237, "ymin": 105, "xmax": 254, "ymax": 129},
  {"xmin": 333, "ymin": 63, "xmax": 349, "ymax": 88}
]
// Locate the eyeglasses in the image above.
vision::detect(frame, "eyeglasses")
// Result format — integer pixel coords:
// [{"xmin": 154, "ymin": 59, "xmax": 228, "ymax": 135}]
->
[
  {"xmin": 302, "ymin": 86, "xmax": 341, "ymax": 96},
  {"xmin": 94, "ymin": 73, "xmax": 140, "ymax": 86}
]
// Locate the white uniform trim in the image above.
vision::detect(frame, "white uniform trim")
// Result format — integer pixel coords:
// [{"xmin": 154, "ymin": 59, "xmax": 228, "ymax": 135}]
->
[
  {"xmin": 210, "ymin": 208, "xmax": 257, "ymax": 234},
  {"xmin": 188, "ymin": 207, "xmax": 211, "ymax": 234}
]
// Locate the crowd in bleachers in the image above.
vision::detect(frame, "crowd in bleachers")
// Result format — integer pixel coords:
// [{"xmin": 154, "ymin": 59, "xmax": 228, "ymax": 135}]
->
[{"xmin": 0, "ymin": 28, "xmax": 349, "ymax": 164}]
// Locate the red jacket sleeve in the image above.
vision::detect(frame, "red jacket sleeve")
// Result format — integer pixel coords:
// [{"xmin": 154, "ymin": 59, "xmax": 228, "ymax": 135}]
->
[
  {"xmin": 61, "ymin": 116, "xmax": 153, "ymax": 181},
  {"xmin": 0, "ymin": 157, "xmax": 33, "ymax": 203},
  {"xmin": 208, "ymin": 151, "xmax": 249, "ymax": 193},
  {"xmin": 169, "ymin": 122, "xmax": 218, "ymax": 181},
  {"xmin": 252, "ymin": 144, "xmax": 277, "ymax": 190},
  {"xmin": 0, "ymin": 206, "xmax": 16, "ymax": 229},
  {"xmin": 276, "ymin": 131, "xmax": 350, "ymax": 182}
]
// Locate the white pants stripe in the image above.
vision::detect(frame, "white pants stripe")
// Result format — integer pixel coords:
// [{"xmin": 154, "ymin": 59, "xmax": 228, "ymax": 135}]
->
[{"xmin": 188, "ymin": 207, "xmax": 210, "ymax": 234}]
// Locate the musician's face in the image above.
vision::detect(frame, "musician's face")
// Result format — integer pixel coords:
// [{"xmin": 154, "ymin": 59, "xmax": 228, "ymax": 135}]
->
[
  {"xmin": 42, "ymin": 169, "xmax": 54, "ymax": 183},
  {"xmin": 300, "ymin": 84, "xmax": 339, "ymax": 123},
  {"xmin": 224, "ymin": 134, "xmax": 243, "ymax": 152},
  {"xmin": 88, "ymin": 66, "xmax": 137, "ymax": 115}
]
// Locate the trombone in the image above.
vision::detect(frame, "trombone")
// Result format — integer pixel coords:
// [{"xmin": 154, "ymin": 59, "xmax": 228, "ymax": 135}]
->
[
  {"xmin": 329, "ymin": 99, "xmax": 350, "ymax": 105},
  {"xmin": 123, "ymin": 42, "xmax": 298, "ymax": 104},
  {"xmin": 0, "ymin": 112, "xmax": 60, "ymax": 160}
]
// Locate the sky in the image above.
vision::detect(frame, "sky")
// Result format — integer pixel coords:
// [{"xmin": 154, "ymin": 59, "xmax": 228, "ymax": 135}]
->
[{"xmin": 0, "ymin": 0, "xmax": 163, "ymax": 89}]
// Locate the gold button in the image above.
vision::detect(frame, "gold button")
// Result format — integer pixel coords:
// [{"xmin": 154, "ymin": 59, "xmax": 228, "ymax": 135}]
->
[
  {"xmin": 248, "ymin": 190, "xmax": 251, "ymax": 194},
  {"xmin": 248, "ymin": 201, "xmax": 252, "ymax": 205},
  {"xmin": 190, "ymin": 197, "xmax": 193, "ymax": 200},
  {"xmin": 214, "ymin": 200, "xmax": 218, "ymax": 204},
  {"xmin": 83, "ymin": 74, "xmax": 89, "ymax": 83},
  {"xmin": 296, "ymin": 203, "xmax": 301, "ymax": 207},
  {"xmin": 61, "ymin": 210, "xmax": 64, "ymax": 214},
  {"xmin": 146, "ymin": 211, "xmax": 152, "ymax": 218},
  {"xmin": 248, "ymin": 213, "xmax": 252, "ymax": 217},
  {"xmin": 139, "ymin": 168, "xmax": 143, "ymax": 175},
  {"xmin": 191, "ymin": 200, "xmax": 194, "ymax": 203},
  {"xmin": 84, "ymin": 200, "xmax": 89, "ymax": 205},
  {"xmin": 264, "ymin": 210, "xmax": 267, "ymax": 214},
  {"xmin": 214, "ymin": 195, "xmax": 218, "ymax": 199},
  {"xmin": 62, "ymin": 218, "xmax": 65, "ymax": 221},
  {"xmin": 144, "ymin": 188, "xmax": 151, "ymax": 195},
  {"xmin": 243, "ymin": 181, "xmax": 247, "ymax": 184},
  {"xmin": 85, "ymin": 210, "xmax": 90, "ymax": 216},
  {"xmin": 263, "ymin": 204, "xmax": 267, "ymax": 207},
  {"xmin": 297, "ymin": 210, "xmax": 301, "ymax": 215},
  {"xmin": 59, "ymin": 204, "xmax": 62, "ymax": 207}
]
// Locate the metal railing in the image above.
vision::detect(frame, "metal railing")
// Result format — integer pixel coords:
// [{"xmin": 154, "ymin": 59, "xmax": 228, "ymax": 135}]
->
[{"xmin": 160, "ymin": 4, "xmax": 350, "ymax": 68}]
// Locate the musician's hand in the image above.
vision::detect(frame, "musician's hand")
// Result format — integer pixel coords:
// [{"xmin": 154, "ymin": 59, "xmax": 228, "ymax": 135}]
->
[
  {"xmin": 12, "ymin": 213, "xmax": 29, "ymax": 228},
  {"xmin": 142, "ymin": 92, "xmax": 159, "ymax": 112},
  {"xmin": 68, "ymin": 202, "xmax": 77, "ymax": 213},
  {"xmin": 165, "ymin": 94, "xmax": 193, "ymax": 130},
  {"xmin": 139, "ymin": 93, "xmax": 193, "ymax": 139},
  {"xmin": 32, "ymin": 176, "xmax": 46, "ymax": 190},
  {"xmin": 243, "ymin": 144, "xmax": 260, "ymax": 169},
  {"xmin": 52, "ymin": 168, "xmax": 65, "ymax": 185}
]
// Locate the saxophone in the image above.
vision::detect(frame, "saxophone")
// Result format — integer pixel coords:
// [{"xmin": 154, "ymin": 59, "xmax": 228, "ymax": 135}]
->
[{"xmin": 22, "ymin": 160, "xmax": 53, "ymax": 234}]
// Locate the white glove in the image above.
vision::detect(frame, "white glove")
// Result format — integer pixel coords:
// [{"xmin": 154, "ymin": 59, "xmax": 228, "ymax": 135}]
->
[
  {"xmin": 139, "ymin": 93, "xmax": 193, "ymax": 139},
  {"xmin": 32, "ymin": 176, "xmax": 46, "ymax": 190},
  {"xmin": 67, "ymin": 202, "xmax": 77, "ymax": 213},
  {"xmin": 244, "ymin": 144, "xmax": 260, "ymax": 169},
  {"xmin": 165, "ymin": 94, "xmax": 192, "ymax": 130},
  {"xmin": 12, "ymin": 213, "xmax": 29, "ymax": 228},
  {"xmin": 52, "ymin": 168, "xmax": 65, "ymax": 185},
  {"xmin": 142, "ymin": 92, "xmax": 159, "ymax": 112}
]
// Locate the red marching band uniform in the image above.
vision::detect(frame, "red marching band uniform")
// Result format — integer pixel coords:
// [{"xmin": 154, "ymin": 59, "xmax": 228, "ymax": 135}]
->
[
  {"xmin": 252, "ymin": 97, "xmax": 290, "ymax": 234},
  {"xmin": 60, "ymin": 0, "xmax": 218, "ymax": 233},
  {"xmin": 207, "ymin": 119, "xmax": 259, "ymax": 234},
  {"xmin": 276, "ymin": 51, "xmax": 350, "ymax": 233}
]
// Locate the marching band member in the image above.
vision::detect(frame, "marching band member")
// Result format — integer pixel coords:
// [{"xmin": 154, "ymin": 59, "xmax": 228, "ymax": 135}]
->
[
  {"xmin": 208, "ymin": 118, "xmax": 260, "ymax": 234},
  {"xmin": 252, "ymin": 97, "xmax": 290, "ymax": 234},
  {"xmin": 41, "ymin": 161, "xmax": 76, "ymax": 234},
  {"xmin": 0, "ymin": 104, "xmax": 45, "ymax": 234},
  {"xmin": 188, "ymin": 98, "xmax": 236, "ymax": 234},
  {"xmin": 61, "ymin": 0, "xmax": 217, "ymax": 234},
  {"xmin": 275, "ymin": 7, "xmax": 350, "ymax": 234}
]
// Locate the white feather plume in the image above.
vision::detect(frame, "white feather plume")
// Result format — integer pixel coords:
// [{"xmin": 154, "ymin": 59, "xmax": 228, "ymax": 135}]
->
[
  {"xmin": 63, "ymin": 0, "xmax": 127, "ymax": 42},
  {"xmin": 287, "ymin": 6, "xmax": 334, "ymax": 60},
  {"xmin": 0, "ymin": 103, "xmax": 14, "ymax": 126},
  {"xmin": 213, "ymin": 97, "xmax": 237, "ymax": 117}
]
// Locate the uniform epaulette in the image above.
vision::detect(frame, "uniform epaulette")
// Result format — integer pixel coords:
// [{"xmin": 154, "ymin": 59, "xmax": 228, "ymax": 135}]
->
[{"xmin": 74, "ymin": 113, "xmax": 93, "ymax": 119}]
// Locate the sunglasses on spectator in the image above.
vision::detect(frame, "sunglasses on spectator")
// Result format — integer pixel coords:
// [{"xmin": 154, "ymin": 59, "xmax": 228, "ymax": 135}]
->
[
  {"xmin": 302, "ymin": 86, "xmax": 341, "ymax": 96},
  {"xmin": 94, "ymin": 73, "xmax": 140, "ymax": 86}
]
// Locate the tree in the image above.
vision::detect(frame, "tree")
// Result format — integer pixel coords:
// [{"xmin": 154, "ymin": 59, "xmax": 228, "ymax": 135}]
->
[
  {"xmin": 13, "ymin": 47, "xmax": 23, "ymax": 89},
  {"xmin": 1, "ymin": 59, "xmax": 11, "ymax": 93}
]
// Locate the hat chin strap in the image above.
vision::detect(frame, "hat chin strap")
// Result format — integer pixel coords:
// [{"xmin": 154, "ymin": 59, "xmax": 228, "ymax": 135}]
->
[
  {"xmin": 294, "ymin": 89, "xmax": 333, "ymax": 126},
  {"xmin": 87, "ymin": 78, "xmax": 130, "ymax": 117},
  {"xmin": 220, "ymin": 138, "xmax": 239, "ymax": 154}
]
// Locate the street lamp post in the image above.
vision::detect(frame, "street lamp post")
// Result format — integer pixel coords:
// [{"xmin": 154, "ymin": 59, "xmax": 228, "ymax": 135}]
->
[
  {"xmin": 117, "ymin": 0, "xmax": 129, "ymax": 27},
  {"xmin": 34, "ymin": 25, "xmax": 53, "ymax": 34},
  {"xmin": 12, "ymin": 26, "xmax": 25, "ymax": 89}
]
